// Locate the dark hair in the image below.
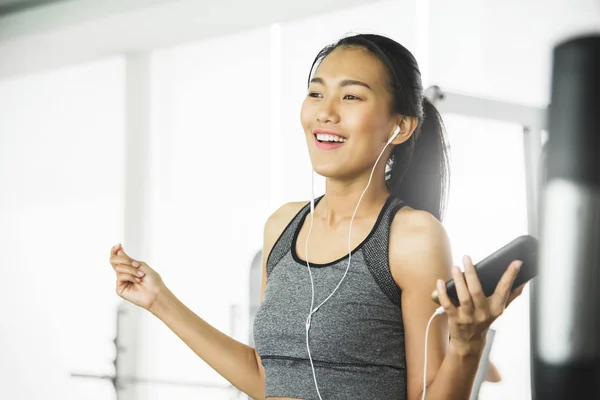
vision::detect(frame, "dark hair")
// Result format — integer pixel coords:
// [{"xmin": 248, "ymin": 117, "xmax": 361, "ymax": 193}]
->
[{"xmin": 308, "ymin": 34, "xmax": 450, "ymax": 221}]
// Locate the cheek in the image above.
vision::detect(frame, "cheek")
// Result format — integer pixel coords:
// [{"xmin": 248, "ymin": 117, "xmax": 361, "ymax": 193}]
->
[
  {"xmin": 300, "ymin": 98, "xmax": 312, "ymax": 131},
  {"xmin": 342, "ymin": 105, "xmax": 381, "ymax": 134}
]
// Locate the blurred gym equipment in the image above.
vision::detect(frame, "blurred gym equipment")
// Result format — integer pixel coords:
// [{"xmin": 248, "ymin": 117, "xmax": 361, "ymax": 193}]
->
[{"xmin": 532, "ymin": 34, "xmax": 600, "ymax": 399}]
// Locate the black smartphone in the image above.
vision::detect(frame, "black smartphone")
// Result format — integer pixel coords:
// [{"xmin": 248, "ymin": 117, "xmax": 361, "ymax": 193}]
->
[{"xmin": 431, "ymin": 235, "xmax": 538, "ymax": 306}]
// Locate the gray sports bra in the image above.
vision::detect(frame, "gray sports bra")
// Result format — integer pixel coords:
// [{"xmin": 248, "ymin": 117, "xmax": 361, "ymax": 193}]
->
[{"xmin": 253, "ymin": 195, "xmax": 408, "ymax": 400}]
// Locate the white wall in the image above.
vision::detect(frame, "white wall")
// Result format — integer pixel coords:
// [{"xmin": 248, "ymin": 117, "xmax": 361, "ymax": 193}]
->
[
  {"xmin": 0, "ymin": 0, "xmax": 377, "ymax": 79},
  {"xmin": 128, "ymin": 27, "xmax": 272, "ymax": 399},
  {"xmin": 0, "ymin": 57, "xmax": 125, "ymax": 399},
  {"xmin": 429, "ymin": 0, "xmax": 600, "ymax": 107}
]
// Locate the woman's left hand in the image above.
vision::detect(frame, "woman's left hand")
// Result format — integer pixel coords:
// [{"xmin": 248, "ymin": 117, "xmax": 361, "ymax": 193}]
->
[{"xmin": 436, "ymin": 255, "xmax": 526, "ymax": 356}]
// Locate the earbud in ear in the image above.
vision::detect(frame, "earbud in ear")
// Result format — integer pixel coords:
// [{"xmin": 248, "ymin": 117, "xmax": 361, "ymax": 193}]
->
[{"xmin": 387, "ymin": 125, "xmax": 401, "ymax": 144}]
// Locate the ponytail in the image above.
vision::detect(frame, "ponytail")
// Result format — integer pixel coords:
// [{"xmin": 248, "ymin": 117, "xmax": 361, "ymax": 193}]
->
[{"xmin": 387, "ymin": 98, "xmax": 450, "ymax": 221}]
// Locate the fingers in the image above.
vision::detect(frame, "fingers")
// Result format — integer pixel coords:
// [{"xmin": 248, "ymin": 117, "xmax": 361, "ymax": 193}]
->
[
  {"xmin": 506, "ymin": 283, "xmax": 527, "ymax": 308},
  {"xmin": 116, "ymin": 272, "xmax": 142, "ymax": 285},
  {"xmin": 513, "ymin": 282, "xmax": 527, "ymax": 293},
  {"xmin": 110, "ymin": 243, "xmax": 133, "ymax": 258},
  {"xmin": 491, "ymin": 260, "xmax": 522, "ymax": 314},
  {"xmin": 111, "ymin": 254, "xmax": 138, "ymax": 267},
  {"xmin": 117, "ymin": 246, "xmax": 132, "ymax": 259},
  {"xmin": 463, "ymin": 255, "xmax": 486, "ymax": 308},
  {"xmin": 451, "ymin": 265, "xmax": 473, "ymax": 312},
  {"xmin": 115, "ymin": 265, "xmax": 145, "ymax": 279},
  {"xmin": 436, "ymin": 279, "xmax": 458, "ymax": 317},
  {"xmin": 111, "ymin": 243, "xmax": 147, "ymax": 290},
  {"xmin": 110, "ymin": 243, "xmax": 140, "ymax": 269},
  {"xmin": 110, "ymin": 243, "xmax": 121, "ymax": 258}
]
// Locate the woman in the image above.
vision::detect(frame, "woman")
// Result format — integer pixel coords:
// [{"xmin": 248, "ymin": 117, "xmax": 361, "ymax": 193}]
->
[{"xmin": 109, "ymin": 34, "xmax": 524, "ymax": 400}]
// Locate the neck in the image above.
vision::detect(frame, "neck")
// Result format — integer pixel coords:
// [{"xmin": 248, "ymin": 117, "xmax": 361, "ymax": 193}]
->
[{"xmin": 318, "ymin": 174, "xmax": 390, "ymax": 225}]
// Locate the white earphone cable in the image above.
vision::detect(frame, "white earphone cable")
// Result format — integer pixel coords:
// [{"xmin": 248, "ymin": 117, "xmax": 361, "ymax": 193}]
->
[
  {"xmin": 422, "ymin": 306, "xmax": 445, "ymax": 400},
  {"xmin": 304, "ymin": 129, "xmax": 399, "ymax": 400},
  {"xmin": 305, "ymin": 169, "xmax": 323, "ymax": 399}
]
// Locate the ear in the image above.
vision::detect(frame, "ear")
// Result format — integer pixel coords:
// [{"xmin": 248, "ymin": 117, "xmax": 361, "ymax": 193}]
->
[{"xmin": 389, "ymin": 116, "xmax": 418, "ymax": 145}]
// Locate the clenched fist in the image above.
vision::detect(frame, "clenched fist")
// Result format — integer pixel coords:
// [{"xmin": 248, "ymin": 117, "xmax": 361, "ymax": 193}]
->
[{"xmin": 109, "ymin": 244, "xmax": 165, "ymax": 311}]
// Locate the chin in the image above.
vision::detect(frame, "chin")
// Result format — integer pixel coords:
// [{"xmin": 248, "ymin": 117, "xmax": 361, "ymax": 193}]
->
[
  {"xmin": 310, "ymin": 164, "xmax": 331, "ymax": 178},
  {"xmin": 310, "ymin": 162, "xmax": 350, "ymax": 180}
]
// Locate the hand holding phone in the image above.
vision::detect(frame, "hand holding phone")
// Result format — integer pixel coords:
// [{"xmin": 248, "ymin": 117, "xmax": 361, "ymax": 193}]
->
[{"xmin": 432, "ymin": 235, "xmax": 538, "ymax": 305}]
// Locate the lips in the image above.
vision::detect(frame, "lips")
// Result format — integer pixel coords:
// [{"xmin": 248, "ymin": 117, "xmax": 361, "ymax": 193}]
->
[
  {"xmin": 313, "ymin": 134, "xmax": 346, "ymax": 151},
  {"xmin": 313, "ymin": 129, "xmax": 347, "ymax": 141}
]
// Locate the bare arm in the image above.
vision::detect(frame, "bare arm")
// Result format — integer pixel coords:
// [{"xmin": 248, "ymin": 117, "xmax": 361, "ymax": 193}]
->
[
  {"xmin": 390, "ymin": 209, "xmax": 455, "ymax": 400},
  {"xmin": 390, "ymin": 210, "xmax": 522, "ymax": 400},
  {"xmin": 144, "ymin": 202, "xmax": 307, "ymax": 399},
  {"xmin": 150, "ymin": 287, "xmax": 265, "ymax": 398}
]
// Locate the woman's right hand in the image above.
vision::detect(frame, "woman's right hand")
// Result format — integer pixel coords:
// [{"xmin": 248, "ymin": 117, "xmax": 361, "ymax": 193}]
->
[{"xmin": 109, "ymin": 243, "xmax": 165, "ymax": 311}]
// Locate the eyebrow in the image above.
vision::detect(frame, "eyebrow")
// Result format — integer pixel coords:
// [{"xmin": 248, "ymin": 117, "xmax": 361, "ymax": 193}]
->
[{"xmin": 310, "ymin": 77, "xmax": 372, "ymax": 91}]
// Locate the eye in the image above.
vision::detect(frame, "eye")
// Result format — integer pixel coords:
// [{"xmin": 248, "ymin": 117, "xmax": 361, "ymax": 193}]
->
[
  {"xmin": 343, "ymin": 94, "xmax": 360, "ymax": 100},
  {"xmin": 308, "ymin": 92, "xmax": 322, "ymax": 98}
]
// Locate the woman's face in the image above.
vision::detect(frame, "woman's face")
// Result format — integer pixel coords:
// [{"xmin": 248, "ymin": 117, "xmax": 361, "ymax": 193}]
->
[{"xmin": 300, "ymin": 46, "xmax": 399, "ymax": 180}]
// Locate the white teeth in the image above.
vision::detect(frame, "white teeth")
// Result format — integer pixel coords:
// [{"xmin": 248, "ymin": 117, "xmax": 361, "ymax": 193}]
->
[{"xmin": 316, "ymin": 133, "xmax": 347, "ymax": 143}]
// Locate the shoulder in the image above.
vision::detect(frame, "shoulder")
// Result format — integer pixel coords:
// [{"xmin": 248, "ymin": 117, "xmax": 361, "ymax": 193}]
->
[
  {"xmin": 264, "ymin": 201, "xmax": 308, "ymax": 234},
  {"xmin": 263, "ymin": 201, "xmax": 308, "ymax": 249},
  {"xmin": 390, "ymin": 206, "xmax": 450, "ymax": 253},
  {"xmin": 389, "ymin": 206, "xmax": 453, "ymax": 291},
  {"xmin": 259, "ymin": 201, "xmax": 309, "ymax": 298}
]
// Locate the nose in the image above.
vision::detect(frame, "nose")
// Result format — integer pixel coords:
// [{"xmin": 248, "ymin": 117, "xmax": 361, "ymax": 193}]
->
[{"xmin": 316, "ymin": 98, "xmax": 340, "ymax": 124}]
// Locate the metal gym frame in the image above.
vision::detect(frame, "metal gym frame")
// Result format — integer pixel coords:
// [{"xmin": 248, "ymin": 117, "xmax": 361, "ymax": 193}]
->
[
  {"xmin": 426, "ymin": 85, "xmax": 547, "ymax": 399},
  {"xmin": 425, "ymin": 85, "xmax": 547, "ymax": 238}
]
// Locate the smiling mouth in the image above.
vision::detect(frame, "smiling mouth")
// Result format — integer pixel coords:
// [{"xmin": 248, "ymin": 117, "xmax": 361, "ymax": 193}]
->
[
  {"xmin": 313, "ymin": 134, "xmax": 347, "ymax": 150},
  {"xmin": 314, "ymin": 133, "xmax": 347, "ymax": 143}
]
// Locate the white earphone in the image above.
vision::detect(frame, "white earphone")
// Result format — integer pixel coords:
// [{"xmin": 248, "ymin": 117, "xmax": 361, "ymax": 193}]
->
[
  {"xmin": 304, "ymin": 123, "xmax": 403, "ymax": 400},
  {"xmin": 388, "ymin": 124, "xmax": 401, "ymax": 144}
]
